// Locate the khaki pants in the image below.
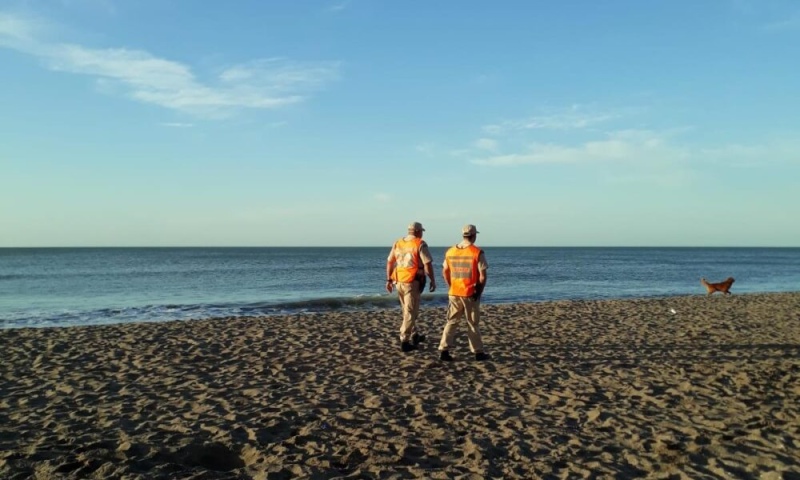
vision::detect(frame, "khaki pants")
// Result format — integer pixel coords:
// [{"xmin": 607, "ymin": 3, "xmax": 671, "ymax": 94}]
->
[
  {"xmin": 438, "ymin": 296, "xmax": 484, "ymax": 353},
  {"xmin": 397, "ymin": 281, "xmax": 421, "ymax": 342}
]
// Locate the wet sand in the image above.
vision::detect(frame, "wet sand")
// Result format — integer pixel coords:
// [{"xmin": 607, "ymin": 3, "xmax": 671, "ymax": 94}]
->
[{"xmin": 1, "ymin": 292, "xmax": 799, "ymax": 479}]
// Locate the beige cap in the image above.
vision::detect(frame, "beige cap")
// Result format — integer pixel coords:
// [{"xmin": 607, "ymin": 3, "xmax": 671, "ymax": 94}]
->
[
  {"xmin": 407, "ymin": 222, "xmax": 425, "ymax": 232},
  {"xmin": 462, "ymin": 224, "xmax": 479, "ymax": 236}
]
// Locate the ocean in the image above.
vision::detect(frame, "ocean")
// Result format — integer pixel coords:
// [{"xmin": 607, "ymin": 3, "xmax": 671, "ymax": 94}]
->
[{"xmin": 2, "ymin": 247, "xmax": 799, "ymax": 329}]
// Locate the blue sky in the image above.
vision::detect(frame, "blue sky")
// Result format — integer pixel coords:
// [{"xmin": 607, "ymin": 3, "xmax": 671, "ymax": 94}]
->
[{"xmin": 1, "ymin": 0, "xmax": 798, "ymax": 247}]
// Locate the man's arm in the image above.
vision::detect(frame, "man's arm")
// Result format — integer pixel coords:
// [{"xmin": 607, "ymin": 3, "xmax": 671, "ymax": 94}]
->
[
  {"xmin": 386, "ymin": 259, "xmax": 395, "ymax": 282},
  {"xmin": 424, "ymin": 261, "xmax": 436, "ymax": 292},
  {"xmin": 472, "ymin": 270, "xmax": 487, "ymax": 300},
  {"xmin": 478, "ymin": 250, "xmax": 488, "ymax": 287},
  {"xmin": 385, "ymin": 245, "xmax": 396, "ymax": 293},
  {"xmin": 418, "ymin": 242, "xmax": 436, "ymax": 292},
  {"xmin": 472, "ymin": 250, "xmax": 488, "ymax": 299},
  {"xmin": 442, "ymin": 263, "xmax": 451, "ymax": 288}
]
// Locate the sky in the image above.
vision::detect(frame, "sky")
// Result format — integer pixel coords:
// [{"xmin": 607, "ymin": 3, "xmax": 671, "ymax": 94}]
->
[{"xmin": 1, "ymin": 0, "xmax": 799, "ymax": 247}]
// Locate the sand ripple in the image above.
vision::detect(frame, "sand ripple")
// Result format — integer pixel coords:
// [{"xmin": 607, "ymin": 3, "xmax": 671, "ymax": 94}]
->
[{"xmin": 1, "ymin": 293, "xmax": 799, "ymax": 478}]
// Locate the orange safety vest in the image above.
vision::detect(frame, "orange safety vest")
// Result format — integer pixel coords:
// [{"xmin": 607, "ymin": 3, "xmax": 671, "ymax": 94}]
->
[
  {"xmin": 445, "ymin": 244, "xmax": 481, "ymax": 297},
  {"xmin": 392, "ymin": 237, "xmax": 423, "ymax": 283}
]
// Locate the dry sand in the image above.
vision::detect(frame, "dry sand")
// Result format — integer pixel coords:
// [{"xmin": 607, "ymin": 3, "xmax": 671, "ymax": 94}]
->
[{"xmin": 1, "ymin": 292, "xmax": 799, "ymax": 479}]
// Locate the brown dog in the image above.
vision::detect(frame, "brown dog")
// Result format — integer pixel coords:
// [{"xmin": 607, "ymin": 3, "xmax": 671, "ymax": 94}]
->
[{"xmin": 700, "ymin": 277, "xmax": 735, "ymax": 295}]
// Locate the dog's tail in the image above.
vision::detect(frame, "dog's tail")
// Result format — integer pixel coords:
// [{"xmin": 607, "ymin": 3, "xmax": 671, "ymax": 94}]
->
[{"xmin": 700, "ymin": 277, "xmax": 713, "ymax": 294}]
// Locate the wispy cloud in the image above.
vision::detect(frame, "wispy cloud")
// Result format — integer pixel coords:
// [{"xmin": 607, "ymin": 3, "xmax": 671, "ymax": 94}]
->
[
  {"xmin": 327, "ymin": 1, "xmax": 351, "ymax": 12},
  {"xmin": 731, "ymin": 2, "xmax": 800, "ymax": 32},
  {"xmin": 472, "ymin": 130, "xmax": 685, "ymax": 166},
  {"xmin": 0, "ymin": 11, "xmax": 41, "ymax": 46},
  {"xmin": 482, "ymin": 107, "xmax": 618, "ymax": 135},
  {"xmin": 159, "ymin": 122, "xmax": 193, "ymax": 128},
  {"xmin": 731, "ymin": 0, "xmax": 756, "ymax": 15},
  {"xmin": 604, "ymin": 170, "xmax": 696, "ymax": 188},
  {"xmin": 0, "ymin": 12, "xmax": 340, "ymax": 117},
  {"xmin": 763, "ymin": 11, "xmax": 800, "ymax": 32},
  {"xmin": 471, "ymin": 127, "xmax": 800, "ymax": 169},
  {"xmin": 415, "ymin": 143, "xmax": 436, "ymax": 156},
  {"xmin": 474, "ymin": 138, "xmax": 497, "ymax": 151},
  {"xmin": 470, "ymin": 73, "xmax": 498, "ymax": 85},
  {"xmin": 700, "ymin": 139, "xmax": 800, "ymax": 166},
  {"xmin": 374, "ymin": 193, "xmax": 391, "ymax": 202},
  {"xmin": 58, "ymin": 0, "xmax": 117, "ymax": 14}
]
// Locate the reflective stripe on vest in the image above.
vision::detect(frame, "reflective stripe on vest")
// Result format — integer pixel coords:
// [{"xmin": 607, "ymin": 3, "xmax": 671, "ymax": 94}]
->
[
  {"xmin": 446, "ymin": 244, "xmax": 481, "ymax": 297},
  {"xmin": 393, "ymin": 237, "xmax": 422, "ymax": 283}
]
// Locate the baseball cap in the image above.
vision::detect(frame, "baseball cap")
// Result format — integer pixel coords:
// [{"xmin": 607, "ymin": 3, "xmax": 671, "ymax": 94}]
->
[
  {"xmin": 462, "ymin": 224, "xmax": 479, "ymax": 236},
  {"xmin": 408, "ymin": 222, "xmax": 425, "ymax": 232}
]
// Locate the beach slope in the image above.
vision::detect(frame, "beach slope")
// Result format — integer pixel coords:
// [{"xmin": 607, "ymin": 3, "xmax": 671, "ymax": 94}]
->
[{"xmin": 1, "ymin": 293, "xmax": 799, "ymax": 479}]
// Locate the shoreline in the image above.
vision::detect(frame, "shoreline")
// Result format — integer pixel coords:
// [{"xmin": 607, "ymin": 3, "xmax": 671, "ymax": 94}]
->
[
  {"xmin": 2, "ymin": 292, "xmax": 799, "ymax": 478},
  {"xmin": 6, "ymin": 289, "xmax": 800, "ymax": 331}
]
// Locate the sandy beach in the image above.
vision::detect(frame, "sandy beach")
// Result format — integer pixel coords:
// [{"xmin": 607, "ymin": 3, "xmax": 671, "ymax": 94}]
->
[{"xmin": 1, "ymin": 292, "xmax": 799, "ymax": 479}]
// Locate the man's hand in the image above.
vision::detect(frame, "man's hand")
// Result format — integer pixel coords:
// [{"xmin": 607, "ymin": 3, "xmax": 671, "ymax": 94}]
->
[
  {"xmin": 471, "ymin": 282, "xmax": 485, "ymax": 301},
  {"xmin": 429, "ymin": 279, "xmax": 436, "ymax": 293},
  {"xmin": 386, "ymin": 281, "xmax": 394, "ymax": 293}
]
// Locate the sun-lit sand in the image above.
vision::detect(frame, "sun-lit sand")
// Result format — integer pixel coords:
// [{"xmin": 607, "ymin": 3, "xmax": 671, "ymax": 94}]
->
[{"xmin": 1, "ymin": 292, "xmax": 799, "ymax": 479}]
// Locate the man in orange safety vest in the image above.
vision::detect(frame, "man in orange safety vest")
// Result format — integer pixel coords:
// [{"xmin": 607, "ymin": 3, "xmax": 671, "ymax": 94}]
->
[
  {"xmin": 386, "ymin": 222, "xmax": 437, "ymax": 352},
  {"xmin": 438, "ymin": 224, "xmax": 489, "ymax": 361}
]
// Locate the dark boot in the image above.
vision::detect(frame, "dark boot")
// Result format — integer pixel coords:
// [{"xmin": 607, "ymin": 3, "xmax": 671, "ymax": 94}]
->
[
  {"xmin": 401, "ymin": 341, "xmax": 417, "ymax": 352},
  {"xmin": 412, "ymin": 333, "xmax": 426, "ymax": 346},
  {"xmin": 475, "ymin": 352, "xmax": 489, "ymax": 361},
  {"xmin": 439, "ymin": 350, "xmax": 453, "ymax": 361}
]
